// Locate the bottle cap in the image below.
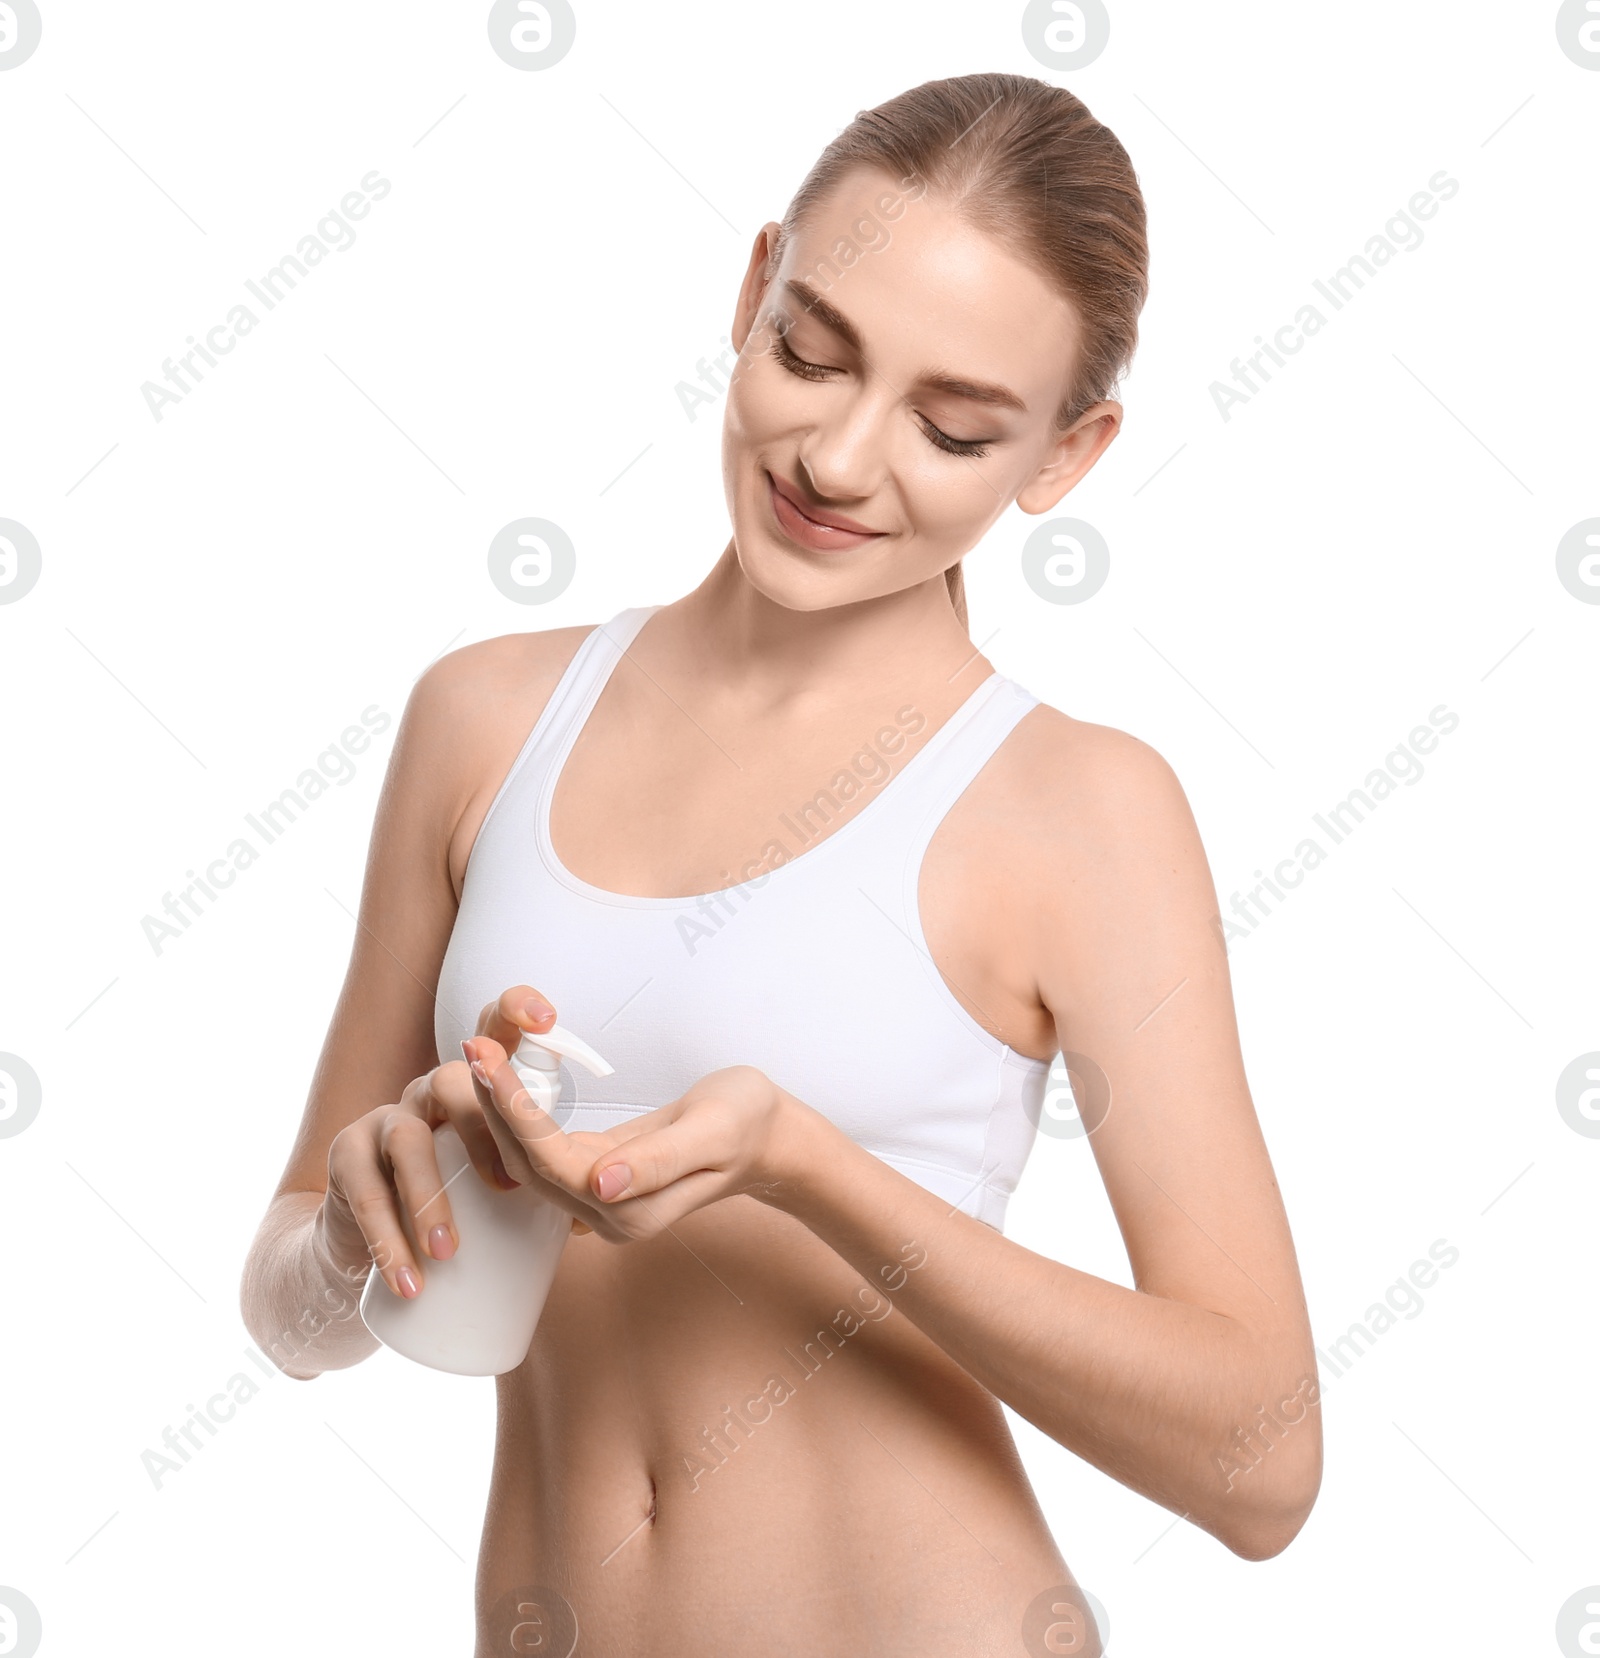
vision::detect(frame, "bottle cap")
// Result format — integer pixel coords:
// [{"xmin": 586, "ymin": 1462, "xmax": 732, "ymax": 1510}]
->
[{"xmin": 513, "ymin": 1022, "xmax": 615, "ymax": 1077}]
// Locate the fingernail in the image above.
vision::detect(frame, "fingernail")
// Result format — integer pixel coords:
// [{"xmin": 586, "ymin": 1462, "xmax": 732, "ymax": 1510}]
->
[
  {"xmin": 461, "ymin": 1038, "xmax": 479, "ymax": 1065},
  {"xmin": 492, "ymin": 1152, "xmax": 520, "ymax": 1190},
  {"xmin": 396, "ymin": 1265, "xmax": 420, "ymax": 1298},
  {"xmin": 470, "ymin": 1058, "xmax": 492, "ymax": 1089},
  {"xmin": 594, "ymin": 1163, "xmax": 631, "ymax": 1202},
  {"xmin": 522, "ymin": 994, "xmax": 554, "ymax": 1023},
  {"xmin": 429, "ymin": 1224, "xmax": 455, "ymax": 1260}
]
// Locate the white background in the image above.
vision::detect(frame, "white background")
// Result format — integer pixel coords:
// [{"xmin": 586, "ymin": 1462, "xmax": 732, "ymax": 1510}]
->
[{"xmin": 1, "ymin": 1, "xmax": 1596, "ymax": 1653}]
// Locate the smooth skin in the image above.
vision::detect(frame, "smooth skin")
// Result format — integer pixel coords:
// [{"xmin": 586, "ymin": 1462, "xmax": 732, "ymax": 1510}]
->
[{"xmin": 242, "ymin": 164, "xmax": 1321, "ymax": 1656}]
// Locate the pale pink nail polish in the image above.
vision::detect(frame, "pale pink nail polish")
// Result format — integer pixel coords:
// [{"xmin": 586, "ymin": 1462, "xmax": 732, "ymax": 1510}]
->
[
  {"xmin": 396, "ymin": 1265, "xmax": 420, "ymax": 1298},
  {"xmin": 595, "ymin": 1163, "xmax": 631, "ymax": 1201},
  {"xmin": 429, "ymin": 1225, "xmax": 455, "ymax": 1260}
]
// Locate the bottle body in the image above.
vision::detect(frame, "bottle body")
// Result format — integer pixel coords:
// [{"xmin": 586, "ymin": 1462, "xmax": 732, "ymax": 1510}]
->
[
  {"xmin": 359, "ymin": 1022, "xmax": 612, "ymax": 1377},
  {"xmin": 359, "ymin": 1122, "xmax": 571, "ymax": 1377}
]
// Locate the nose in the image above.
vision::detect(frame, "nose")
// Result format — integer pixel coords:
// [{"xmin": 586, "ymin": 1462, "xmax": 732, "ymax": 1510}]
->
[{"xmin": 794, "ymin": 376, "xmax": 899, "ymax": 505}]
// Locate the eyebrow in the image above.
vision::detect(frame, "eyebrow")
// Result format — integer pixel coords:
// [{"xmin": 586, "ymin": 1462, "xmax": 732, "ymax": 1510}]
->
[{"xmin": 782, "ymin": 278, "xmax": 1029, "ymax": 416}]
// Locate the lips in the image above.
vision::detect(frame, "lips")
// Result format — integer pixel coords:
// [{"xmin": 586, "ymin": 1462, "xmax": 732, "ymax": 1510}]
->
[{"xmin": 765, "ymin": 469, "xmax": 886, "ymax": 552}]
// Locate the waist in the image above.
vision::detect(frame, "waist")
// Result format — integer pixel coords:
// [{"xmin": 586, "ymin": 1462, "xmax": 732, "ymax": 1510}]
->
[{"xmin": 477, "ymin": 1197, "xmax": 1074, "ymax": 1651}]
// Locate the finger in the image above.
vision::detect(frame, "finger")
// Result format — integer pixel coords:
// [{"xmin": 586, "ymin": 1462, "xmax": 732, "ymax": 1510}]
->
[
  {"xmin": 572, "ymin": 1106, "xmax": 687, "ymax": 1193},
  {"xmin": 378, "ymin": 1111, "xmax": 460, "ymax": 1265},
  {"xmin": 475, "ymin": 984, "xmax": 559, "ymax": 1061},
  {"xmin": 398, "ymin": 1056, "xmax": 515, "ymax": 1193},
  {"xmin": 587, "ymin": 1102, "xmax": 683, "ymax": 1154},
  {"xmin": 465, "ymin": 988, "xmax": 569, "ymax": 1183},
  {"xmin": 589, "ymin": 1121, "xmax": 711, "ymax": 1204},
  {"xmin": 468, "ymin": 1032, "xmax": 600, "ymax": 1199},
  {"xmin": 458, "ymin": 1046, "xmax": 616, "ymax": 1238},
  {"xmin": 592, "ymin": 1167, "xmax": 731, "ymax": 1240},
  {"xmin": 330, "ymin": 1123, "xmax": 425, "ymax": 1300},
  {"xmin": 438, "ymin": 1050, "xmax": 521, "ymax": 1190},
  {"xmin": 458, "ymin": 1031, "xmax": 542, "ymax": 1186},
  {"xmin": 456, "ymin": 1030, "xmax": 543, "ymax": 1183}
]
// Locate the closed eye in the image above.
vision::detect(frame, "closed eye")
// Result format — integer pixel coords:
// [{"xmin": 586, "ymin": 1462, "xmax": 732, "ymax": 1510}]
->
[{"xmin": 768, "ymin": 330, "xmax": 994, "ymax": 460}]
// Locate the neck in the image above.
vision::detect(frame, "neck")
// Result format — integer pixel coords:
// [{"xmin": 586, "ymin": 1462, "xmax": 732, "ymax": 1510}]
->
[{"xmin": 656, "ymin": 541, "xmax": 985, "ymax": 706}]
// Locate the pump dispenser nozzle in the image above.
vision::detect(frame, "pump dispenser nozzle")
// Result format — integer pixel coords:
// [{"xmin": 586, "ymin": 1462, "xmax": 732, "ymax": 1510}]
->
[
  {"xmin": 510, "ymin": 1023, "xmax": 614, "ymax": 1119},
  {"xmin": 512, "ymin": 1022, "xmax": 616, "ymax": 1077}
]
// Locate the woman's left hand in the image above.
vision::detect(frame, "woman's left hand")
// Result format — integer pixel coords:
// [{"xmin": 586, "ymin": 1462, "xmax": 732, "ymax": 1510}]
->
[
  {"xmin": 466, "ymin": 1029, "xmax": 811, "ymax": 1244},
  {"xmin": 579, "ymin": 1064, "xmax": 809, "ymax": 1240}
]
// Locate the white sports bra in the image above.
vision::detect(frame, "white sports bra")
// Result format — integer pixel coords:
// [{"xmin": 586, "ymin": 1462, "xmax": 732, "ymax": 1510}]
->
[{"xmin": 433, "ymin": 606, "xmax": 1054, "ymax": 1231}]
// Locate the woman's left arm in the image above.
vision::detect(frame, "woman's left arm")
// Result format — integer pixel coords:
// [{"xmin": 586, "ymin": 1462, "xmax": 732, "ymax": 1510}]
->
[
  {"xmin": 760, "ymin": 728, "xmax": 1324, "ymax": 1561},
  {"xmin": 469, "ymin": 730, "xmax": 1322, "ymax": 1559}
]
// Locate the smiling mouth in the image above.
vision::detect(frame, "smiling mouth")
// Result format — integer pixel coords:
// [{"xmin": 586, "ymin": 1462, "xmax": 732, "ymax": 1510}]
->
[{"xmin": 764, "ymin": 469, "xmax": 886, "ymax": 550}]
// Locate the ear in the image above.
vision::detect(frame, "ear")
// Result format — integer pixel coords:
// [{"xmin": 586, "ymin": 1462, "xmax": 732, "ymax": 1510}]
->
[
  {"xmin": 1017, "ymin": 402, "xmax": 1124, "ymax": 515},
  {"xmin": 732, "ymin": 221, "xmax": 785, "ymax": 357}
]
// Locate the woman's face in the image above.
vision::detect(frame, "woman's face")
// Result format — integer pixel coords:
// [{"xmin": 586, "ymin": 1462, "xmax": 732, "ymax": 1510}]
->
[{"xmin": 720, "ymin": 164, "xmax": 1122, "ymax": 614}]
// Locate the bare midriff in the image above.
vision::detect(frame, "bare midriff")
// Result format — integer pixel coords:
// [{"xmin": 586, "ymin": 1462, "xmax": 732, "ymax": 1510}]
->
[{"xmin": 474, "ymin": 1194, "xmax": 1093, "ymax": 1657}]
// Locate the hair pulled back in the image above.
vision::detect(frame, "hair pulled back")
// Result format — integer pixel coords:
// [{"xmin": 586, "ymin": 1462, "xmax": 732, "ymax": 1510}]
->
[{"xmin": 774, "ymin": 72, "xmax": 1149, "ymax": 630}]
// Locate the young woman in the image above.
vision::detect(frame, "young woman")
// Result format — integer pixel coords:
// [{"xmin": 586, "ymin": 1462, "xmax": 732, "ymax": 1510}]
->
[{"xmin": 242, "ymin": 72, "xmax": 1321, "ymax": 1655}]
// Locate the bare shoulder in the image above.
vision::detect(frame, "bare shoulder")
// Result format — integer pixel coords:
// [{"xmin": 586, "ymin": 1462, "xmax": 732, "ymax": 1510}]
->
[
  {"xmin": 979, "ymin": 700, "xmax": 1219, "ymax": 987},
  {"xmin": 401, "ymin": 624, "xmax": 597, "ymax": 896},
  {"xmin": 395, "ymin": 623, "xmax": 594, "ymax": 804},
  {"xmin": 413, "ymin": 623, "xmax": 595, "ymax": 726},
  {"xmin": 991, "ymin": 700, "xmax": 1201, "ymax": 855}
]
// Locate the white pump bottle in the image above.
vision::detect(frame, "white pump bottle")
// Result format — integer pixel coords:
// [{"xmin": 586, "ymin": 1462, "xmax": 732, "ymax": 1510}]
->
[{"xmin": 360, "ymin": 1022, "xmax": 615, "ymax": 1376}]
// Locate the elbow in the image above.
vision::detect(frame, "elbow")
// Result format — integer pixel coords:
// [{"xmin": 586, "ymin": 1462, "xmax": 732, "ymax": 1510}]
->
[
  {"xmin": 1205, "ymin": 1396, "xmax": 1324, "ymax": 1561},
  {"xmin": 238, "ymin": 1219, "xmax": 335, "ymax": 1382},
  {"xmin": 238, "ymin": 1242, "xmax": 284, "ymax": 1369},
  {"xmin": 239, "ymin": 1269, "xmax": 342, "ymax": 1382},
  {"xmin": 238, "ymin": 1244, "xmax": 269, "ymax": 1354},
  {"xmin": 1218, "ymin": 1489, "xmax": 1317, "ymax": 1561}
]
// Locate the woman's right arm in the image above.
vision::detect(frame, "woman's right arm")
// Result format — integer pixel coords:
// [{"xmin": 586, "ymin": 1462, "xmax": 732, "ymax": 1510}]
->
[{"xmin": 237, "ymin": 630, "xmax": 582, "ymax": 1380}]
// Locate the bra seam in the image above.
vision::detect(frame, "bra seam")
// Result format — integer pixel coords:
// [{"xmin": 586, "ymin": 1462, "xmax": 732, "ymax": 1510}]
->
[
  {"xmin": 898, "ymin": 680, "xmax": 1048, "ymax": 1069},
  {"xmin": 978, "ymin": 1046, "xmax": 1013, "ymax": 1198},
  {"xmin": 534, "ymin": 606, "xmax": 665, "ymax": 903},
  {"xmin": 464, "ymin": 620, "xmax": 618, "ymax": 887},
  {"xmin": 860, "ymin": 1144, "xmax": 1014, "ymax": 1196}
]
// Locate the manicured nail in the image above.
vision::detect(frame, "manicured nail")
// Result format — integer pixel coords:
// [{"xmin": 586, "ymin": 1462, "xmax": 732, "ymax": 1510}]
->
[
  {"xmin": 522, "ymin": 994, "xmax": 553, "ymax": 1023},
  {"xmin": 492, "ymin": 1152, "xmax": 520, "ymax": 1190},
  {"xmin": 594, "ymin": 1163, "xmax": 631, "ymax": 1202},
  {"xmin": 461, "ymin": 1038, "xmax": 479, "ymax": 1066},
  {"xmin": 470, "ymin": 1058, "xmax": 492, "ymax": 1090},
  {"xmin": 396, "ymin": 1265, "xmax": 420, "ymax": 1298},
  {"xmin": 428, "ymin": 1225, "xmax": 455, "ymax": 1260}
]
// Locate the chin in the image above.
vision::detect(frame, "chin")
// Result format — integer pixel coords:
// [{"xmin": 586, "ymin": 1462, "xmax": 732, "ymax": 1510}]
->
[{"xmin": 730, "ymin": 539, "xmax": 861, "ymax": 613}]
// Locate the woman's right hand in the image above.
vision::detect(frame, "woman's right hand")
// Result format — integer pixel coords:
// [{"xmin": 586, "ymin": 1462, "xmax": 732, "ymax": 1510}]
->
[
  {"xmin": 314, "ymin": 1051, "xmax": 516, "ymax": 1301},
  {"xmin": 314, "ymin": 987, "xmax": 602, "ymax": 1301}
]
